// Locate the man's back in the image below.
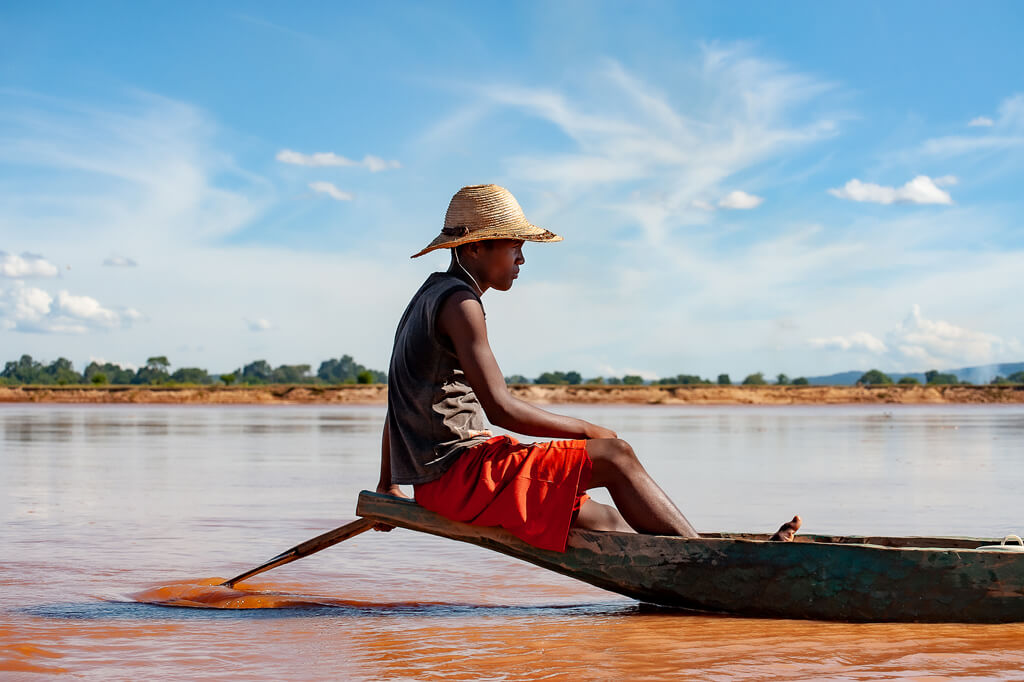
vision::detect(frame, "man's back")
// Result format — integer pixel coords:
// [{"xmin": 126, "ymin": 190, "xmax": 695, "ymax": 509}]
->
[{"xmin": 386, "ymin": 272, "xmax": 490, "ymax": 485}]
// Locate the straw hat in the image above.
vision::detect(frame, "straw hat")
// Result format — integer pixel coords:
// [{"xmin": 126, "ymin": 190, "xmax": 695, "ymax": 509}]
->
[{"xmin": 411, "ymin": 184, "xmax": 562, "ymax": 258}]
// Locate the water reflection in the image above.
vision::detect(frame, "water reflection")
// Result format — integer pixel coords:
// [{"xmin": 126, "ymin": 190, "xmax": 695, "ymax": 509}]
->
[
  {"xmin": 2, "ymin": 403, "xmax": 1024, "ymax": 679},
  {"xmin": 3, "ymin": 411, "xmax": 76, "ymax": 443}
]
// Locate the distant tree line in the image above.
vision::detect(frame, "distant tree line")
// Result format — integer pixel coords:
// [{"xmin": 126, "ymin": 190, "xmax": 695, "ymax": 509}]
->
[
  {"xmin": 0, "ymin": 354, "xmax": 387, "ymax": 386},
  {"xmin": 505, "ymin": 368, "xmax": 1024, "ymax": 387},
  {"xmin": 855, "ymin": 368, "xmax": 1024, "ymax": 386},
  {"xmin": 6, "ymin": 353, "xmax": 1021, "ymax": 388},
  {"xmin": 505, "ymin": 371, "xmax": 814, "ymax": 386}
]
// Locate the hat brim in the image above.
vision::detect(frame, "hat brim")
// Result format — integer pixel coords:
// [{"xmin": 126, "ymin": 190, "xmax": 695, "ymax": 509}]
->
[{"xmin": 411, "ymin": 225, "xmax": 562, "ymax": 258}]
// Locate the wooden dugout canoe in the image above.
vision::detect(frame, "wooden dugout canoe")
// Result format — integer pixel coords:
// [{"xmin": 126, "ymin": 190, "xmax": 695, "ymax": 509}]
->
[{"xmin": 356, "ymin": 491, "xmax": 1024, "ymax": 623}]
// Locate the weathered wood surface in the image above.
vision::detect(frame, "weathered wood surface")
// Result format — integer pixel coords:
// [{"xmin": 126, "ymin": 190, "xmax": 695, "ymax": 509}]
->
[{"xmin": 356, "ymin": 491, "xmax": 1024, "ymax": 622}]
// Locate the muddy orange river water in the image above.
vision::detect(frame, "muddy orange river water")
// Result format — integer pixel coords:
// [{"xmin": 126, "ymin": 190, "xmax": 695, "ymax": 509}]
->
[{"xmin": 3, "ymin": 404, "xmax": 1024, "ymax": 679}]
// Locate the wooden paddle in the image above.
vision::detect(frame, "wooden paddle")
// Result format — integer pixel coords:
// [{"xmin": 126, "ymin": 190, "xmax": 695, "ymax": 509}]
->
[{"xmin": 220, "ymin": 517, "xmax": 375, "ymax": 588}]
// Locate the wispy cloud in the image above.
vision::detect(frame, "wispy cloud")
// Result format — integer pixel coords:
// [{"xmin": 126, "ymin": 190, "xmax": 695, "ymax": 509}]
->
[
  {"xmin": 308, "ymin": 181, "xmax": 353, "ymax": 201},
  {"xmin": 918, "ymin": 93, "xmax": 1024, "ymax": 159},
  {"xmin": 276, "ymin": 149, "xmax": 401, "ymax": 172},
  {"xmin": 231, "ymin": 13, "xmax": 327, "ymax": 48},
  {"xmin": 828, "ymin": 175, "xmax": 955, "ymax": 205},
  {"xmin": 465, "ymin": 46, "xmax": 840, "ymax": 242},
  {"xmin": 426, "ymin": 47, "xmax": 1024, "ymax": 377},
  {"xmin": 0, "ymin": 91, "xmax": 271, "ymax": 246},
  {"xmin": 0, "ymin": 281, "xmax": 142, "ymax": 334},
  {"xmin": 809, "ymin": 332, "xmax": 887, "ymax": 354},
  {"xmin": 0, "ymin": 251, "xmax": 59, "ymax": 278}
]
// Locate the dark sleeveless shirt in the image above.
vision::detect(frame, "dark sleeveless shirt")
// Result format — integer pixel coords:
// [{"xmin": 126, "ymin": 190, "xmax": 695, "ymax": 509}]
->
[{"xmin": 387, "ymin": 272, "xmax": 491, "ymax": 485}]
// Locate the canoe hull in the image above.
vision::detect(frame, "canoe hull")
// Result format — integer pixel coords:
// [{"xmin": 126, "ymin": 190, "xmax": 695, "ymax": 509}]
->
[{"xmin": 356, "ymin": 491, "xmax": 1024, "ymax": 622}]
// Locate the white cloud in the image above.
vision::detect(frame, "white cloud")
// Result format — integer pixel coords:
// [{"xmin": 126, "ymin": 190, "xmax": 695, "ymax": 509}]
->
[
  {"xmin": 968, "ymin": 116, "xmax": 994, "ymax": 128},
  {"xmin": 276, "ymin": 149, "xmax": 400, "ymax": 171},
  {"xmin": 691, "ymin": 199, "xmax": 715, "ymax": 211},
  {"xmin": 308, "ymin": 181, "xmax": 353, "ymax": 201},
  {"xmin": 808, "ymin": 305, "xmax": 1021, "ymax": 370},
  {"xmin": 828, "ymin": 175, "xmax": 954, "ymax": 205},
  {"xmin": 246, "ymin": 317, "xmax": 273, "ymax": 332},
  {"xmin": 0, "ymin": 282, "xmax": 52, "ymax": 330},
  {"xmin": 891, "ymin": 304, "xmax": 1018, "ymax": 368},
  {"xmin": 103, "ymin": 255, "xmax": 138, "ymax": 267},
  {"xmin": 718, "ymin": 190, "xmax": 763, "ymax": 210},
  {"xmin": 808, "ymin": 332, "xmax": 887, "ymax": 354},
  {"xmin": 0, "ymin": 281, "xmax": 141, "ymax": 334},
  {"xmin": 56, "ymin": 290, "xmax": 122, "ymax": 327},
  {"xmin": 0, "ymin": 251, "xmax": 59, "ymax": 278}
]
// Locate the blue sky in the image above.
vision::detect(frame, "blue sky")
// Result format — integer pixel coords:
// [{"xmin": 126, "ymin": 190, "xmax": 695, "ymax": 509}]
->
[{"xmin": 1, "ymin": 2, "xmax": 1022, "ymax": 380}]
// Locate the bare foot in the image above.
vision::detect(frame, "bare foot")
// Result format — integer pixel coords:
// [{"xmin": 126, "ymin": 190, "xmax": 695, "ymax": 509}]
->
[
  {"xmin": 373, "ymin": 485, "xmax": 410, "ymax": 532},
  {"xmin": 769, "ymin": 515, "xmax": 802, "ymax": 541}
]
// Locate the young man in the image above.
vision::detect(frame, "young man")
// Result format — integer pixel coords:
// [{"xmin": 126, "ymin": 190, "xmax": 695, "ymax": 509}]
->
[{"xmin": 377, "ymin": 184, "xmax": 799, "ymax": 551}]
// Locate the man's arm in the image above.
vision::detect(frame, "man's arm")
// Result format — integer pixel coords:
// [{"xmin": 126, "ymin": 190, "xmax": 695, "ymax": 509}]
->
[{"xmin": 438, "ymin": 291, "xmax": 616, "ymax": 440}]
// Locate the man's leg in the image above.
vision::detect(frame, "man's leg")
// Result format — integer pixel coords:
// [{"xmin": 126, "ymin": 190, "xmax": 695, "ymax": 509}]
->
[
  {"xmin": 585, "ymin": 438, "xmax": 801, "ymax": 541},
  {"xmin": 585, "ymin": 438, "xmax": 699, "ymax": 538},
  {"xmin": 574, "ymin": 498, "xmax": 634, "ymax": 532}
]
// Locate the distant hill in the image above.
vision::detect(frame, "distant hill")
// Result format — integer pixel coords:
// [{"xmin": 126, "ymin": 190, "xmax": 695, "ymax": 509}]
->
[
  {"xmin": 807, "ymin": 362, "xmax": 1024, "ymax": 386},
  {"xmin": 806, "ymin": 371, "xmax": 864, "ymax": 386}
]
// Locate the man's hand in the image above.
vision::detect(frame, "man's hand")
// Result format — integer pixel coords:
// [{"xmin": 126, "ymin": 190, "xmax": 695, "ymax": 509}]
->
[{"xmin": 372, "ymin": 484, "xmax": 410, "ymax": 532}]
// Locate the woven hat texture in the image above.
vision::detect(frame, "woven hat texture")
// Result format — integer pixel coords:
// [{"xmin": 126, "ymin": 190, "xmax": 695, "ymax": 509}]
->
[{"xmin": 411, "ymin": 184, "xmax": 561, "ymax": 258}]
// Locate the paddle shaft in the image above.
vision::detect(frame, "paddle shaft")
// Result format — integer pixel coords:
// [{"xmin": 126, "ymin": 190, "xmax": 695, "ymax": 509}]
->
[{"xmin": 220, "ymin": 517, "xmax": 375, "ymax": 587}]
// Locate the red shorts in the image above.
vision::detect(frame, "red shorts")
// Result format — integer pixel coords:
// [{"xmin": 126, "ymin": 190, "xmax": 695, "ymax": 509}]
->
[{"xmin": 414, "ymin": 435, "xmax": 592, "ymax": 552}]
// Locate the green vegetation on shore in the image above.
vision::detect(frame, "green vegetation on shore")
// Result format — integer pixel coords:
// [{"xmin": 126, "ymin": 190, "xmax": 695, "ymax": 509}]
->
[
  {"xmin": 506, "ymin": 370, "xmax": 814, "ymax": 386},
  {"xmin": 505, "ymin": 368, "xmax": 1024, "ymax": 387},
  {"xmin": 0, "ymin": 354, "xmax": 386, "ymax": 386},
  {"xmin": 852, "ymin": 368, "xmax": 1024, "ymax": 387},
  {"xmin": 5, "ymin": 354, "xmax": 1022, "ymax": 389}
]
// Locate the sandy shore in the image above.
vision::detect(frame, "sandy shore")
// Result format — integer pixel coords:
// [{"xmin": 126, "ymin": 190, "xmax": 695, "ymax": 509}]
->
[{"xmin": 2, "ymin": 384, "xmax": 1023, "ymax": 405}]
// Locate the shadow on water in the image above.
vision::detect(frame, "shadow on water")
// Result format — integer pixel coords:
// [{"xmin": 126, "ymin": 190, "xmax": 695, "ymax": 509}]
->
[{"xmin": 20, "ymin": 599, "xmax": 644, "ymax": 622}]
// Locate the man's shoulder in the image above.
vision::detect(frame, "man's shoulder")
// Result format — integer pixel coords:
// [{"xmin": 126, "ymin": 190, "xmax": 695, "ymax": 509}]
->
[
  {"xmin": 422, "ymin": 271, "xmax": 470, "ymax": 290},
  {"xmin": 397, "ymin": 273, "xmax": 481, "ymax": 336},
  {"xmin": 437, "ymin": 287, "xmax": 486, "ymax": 341},
  {"xmin": 415, "ymin": 273, "xmax": 480, "ymax": 306}
]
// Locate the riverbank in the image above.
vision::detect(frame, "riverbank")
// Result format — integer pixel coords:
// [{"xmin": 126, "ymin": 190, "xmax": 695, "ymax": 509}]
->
[{"xmin": 2, "ymin": 384, "xmax": 1023, "ymax": 404}]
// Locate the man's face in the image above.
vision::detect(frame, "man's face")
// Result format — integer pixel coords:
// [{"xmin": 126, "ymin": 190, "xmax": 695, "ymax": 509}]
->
[{"xmin": 475, "ymin": 239, "xmax": 525, "ymax": 291}]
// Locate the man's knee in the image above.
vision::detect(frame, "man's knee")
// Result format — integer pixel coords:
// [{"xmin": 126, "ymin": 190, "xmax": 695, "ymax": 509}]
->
[{"xmin": 589, "ymin": 437, "xmax": 641, "ymax": 476}]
